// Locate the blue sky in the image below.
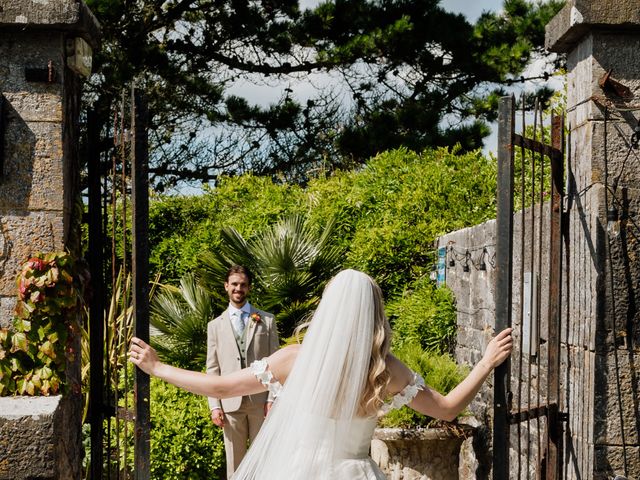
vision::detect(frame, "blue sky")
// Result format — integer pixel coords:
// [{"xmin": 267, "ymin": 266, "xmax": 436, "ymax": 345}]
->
[
  {"xmin": 229, "ymin": 0, "xmax": 508, "ymax": 107},
  {"xmin": 299, "ymin": 0, "xmax": 505, "ymax": 21},
  {"xmin": 442, "ymin": 0, "xmax": 503, "ymax": 21}
]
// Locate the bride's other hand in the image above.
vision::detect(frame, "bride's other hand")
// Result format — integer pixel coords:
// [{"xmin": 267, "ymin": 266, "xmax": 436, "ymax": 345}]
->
[
  {"xmin": 482, "ymin": 328, "xmax": 513, "ymax": 369},
  {"xmin": 129, "ymin": 337, "xmax": 160, "ymax": 375}
]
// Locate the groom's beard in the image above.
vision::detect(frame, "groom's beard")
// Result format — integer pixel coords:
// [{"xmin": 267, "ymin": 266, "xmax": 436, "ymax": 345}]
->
[{"xmin": 231, "ymin": 291, "xmax": 247, "ymax": 304}]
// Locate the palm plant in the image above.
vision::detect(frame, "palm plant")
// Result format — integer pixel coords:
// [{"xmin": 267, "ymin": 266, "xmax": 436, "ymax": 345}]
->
[
  {"xmin": 197, "ymin": 215, "xmax": 343, "ymax": 338},
  {"xmin": 149, "ymin": 273, "xmax": 215, "ymax": 370}
]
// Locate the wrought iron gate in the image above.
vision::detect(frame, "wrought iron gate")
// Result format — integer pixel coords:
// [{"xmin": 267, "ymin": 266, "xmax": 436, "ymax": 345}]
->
[
  {"xmin": 86, "ymin": 87, "xmax": 151, "ymax": 479},
  {"xmin": 493, "ymin": 95, "xmax": 567, "ymax": 480}
]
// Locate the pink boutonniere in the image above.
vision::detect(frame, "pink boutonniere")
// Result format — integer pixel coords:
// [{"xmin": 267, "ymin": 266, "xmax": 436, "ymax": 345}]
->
[{"xmin": 250, "ymin": 313, "xmax": 262, "ymax": 323}]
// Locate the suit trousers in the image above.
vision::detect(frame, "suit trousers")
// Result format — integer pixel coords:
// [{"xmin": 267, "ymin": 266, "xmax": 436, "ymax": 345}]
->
[{"xmin": 222, "ymin": 396, "xmax": 265, "ymax": 479}]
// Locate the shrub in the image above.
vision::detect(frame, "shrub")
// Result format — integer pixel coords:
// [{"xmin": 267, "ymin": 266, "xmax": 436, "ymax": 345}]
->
[
  {"xmin": 309, "ymin": 147, "xmax": 497, "ymax": 297},
  {"xmin": 98, "ymin": 376, "xmax": 225, "ymax": 479},
  {"xmin": 386, "ymin": 277, "xmax": 457, "ymax": 355},
  {"xmin": 146, "ymin": 146, "xmax": 497, "ymax": 385},
  {"xmin": 150, "ymin": 378, "xmax": 225, "ymax": 479},
  {"xmin": 379, "ymin": 342, "xmax": 469, "ymax": 428},
  {"xmin": 149, "ymin": 147, "xmax": 497, "ymax": 301},
  {"xmin": 150, "ymin": 175, "xmax": 304, "ymax": 284}
]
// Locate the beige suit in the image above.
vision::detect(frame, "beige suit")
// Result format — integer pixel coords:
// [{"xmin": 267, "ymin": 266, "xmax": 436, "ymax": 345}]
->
[{"xmin": 206, "ymin": 305, "xmax": 279, "ymax": 478}]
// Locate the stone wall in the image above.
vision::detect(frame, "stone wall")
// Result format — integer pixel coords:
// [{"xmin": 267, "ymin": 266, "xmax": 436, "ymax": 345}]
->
[
  {"xmin": 0, "ymin": 2, "xmax": 99, "ymax": 479},
  {"xmin": 0, "ymin": 396, "xmax": 82, "ymax": 479},
  {"xmin": 0, "ymin": 31, "xmax": 70, "ymax": 327},
  {"xmin": 547, "ymin": 1, "xmax": 640, "ymax": 478},
  {"xmin": 439, "ymin": 202, "xmax": 555, "ymax": 479},
  {"xmin": 0, "ymin": 0, "xmax": 97, "ymax": 328}
]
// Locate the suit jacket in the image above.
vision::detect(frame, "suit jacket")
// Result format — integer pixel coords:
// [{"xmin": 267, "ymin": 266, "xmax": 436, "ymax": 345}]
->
[{"xmin": 206, "ymin": 305, "xmax": 279, "ymax": 412}]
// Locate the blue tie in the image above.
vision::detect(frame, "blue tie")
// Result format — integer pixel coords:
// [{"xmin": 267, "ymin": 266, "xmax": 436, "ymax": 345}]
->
[{"xmin": 233, "ymin": 311, "xmax": 246, "ymax": 335}]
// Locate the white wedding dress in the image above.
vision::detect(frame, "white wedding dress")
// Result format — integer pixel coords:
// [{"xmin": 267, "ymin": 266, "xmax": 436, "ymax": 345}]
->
[
  {"xmin": 231, "ymin": 270, "xmax": 426, "ymax": 480},
  {"xmin": 249, "ymin": 361, "xmax": 425, "ymax": 480}
]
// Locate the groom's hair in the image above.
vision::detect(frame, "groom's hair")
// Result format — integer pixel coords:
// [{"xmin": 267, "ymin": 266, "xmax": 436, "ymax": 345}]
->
[{"xmin": 226, "ymin": 264, "xmax": 253, "ymax": 285}]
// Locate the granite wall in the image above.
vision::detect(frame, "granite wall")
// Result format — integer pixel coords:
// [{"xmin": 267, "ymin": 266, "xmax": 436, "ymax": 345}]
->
[{"xmin": 0, "ymin": 1, "xmax": 99, "ymax": 478}]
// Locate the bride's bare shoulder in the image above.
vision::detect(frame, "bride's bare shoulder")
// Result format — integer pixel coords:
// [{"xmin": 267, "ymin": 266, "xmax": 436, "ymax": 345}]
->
[
  {"xmin": 268, "ymin": 344, "xmax": 301, "ymax": 382},
  {"xmin": 384, "ymin": 353, "xmax": 414, "ymax": 394},
  {"xmin": 275, "ymin": 343, "xmax": 302, "ymax": 359}
]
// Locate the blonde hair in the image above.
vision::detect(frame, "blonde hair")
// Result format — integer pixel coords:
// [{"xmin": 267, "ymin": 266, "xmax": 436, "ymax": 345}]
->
[
  {"xmin": 293, "ymin": 273, "xmax": 392, "ymax": 417},
  {"xmin": 359, "ymin": 279, "xmax": 391, "ymax": 416}
]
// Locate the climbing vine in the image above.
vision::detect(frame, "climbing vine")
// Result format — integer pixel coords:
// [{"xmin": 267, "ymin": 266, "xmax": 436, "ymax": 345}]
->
[{"xmin": 0, "ymin": 252, "xmax": 85, "ymax": 396}]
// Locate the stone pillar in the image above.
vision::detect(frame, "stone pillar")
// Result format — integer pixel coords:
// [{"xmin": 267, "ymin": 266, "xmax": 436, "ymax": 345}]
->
[
  {"xmin": 0, "ymin": 0, "xmax": 99, "ymax": 326},
  {"xmin": 0, "ymin": 2, "xmax": 100, "ymax": 479},
  {"xmin": 547, "ymin": 2, "xmax": 640, "ymax": 478}
]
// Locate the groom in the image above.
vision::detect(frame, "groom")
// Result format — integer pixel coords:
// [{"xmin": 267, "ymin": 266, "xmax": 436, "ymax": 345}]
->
[{"xmin": 206, "ymin": 265, "xmax": 280, "ymax": 479}]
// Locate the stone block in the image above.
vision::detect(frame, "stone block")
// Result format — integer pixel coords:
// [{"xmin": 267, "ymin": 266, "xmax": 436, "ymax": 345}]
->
[
  {"xmin": 0, "ymin": 1, "xmax": 101, "ymax": 49},
  {"xmin": 372, "ymin": 427, "xmax": 473, "ymax": 480},
  {"xmin": 3, "ymin": 91, "xmax": 63, "ymax": 123},
  {"xmin": 546, "ymin": 0, "xmax": 640, "ymax": 53},
  {"xmin": 0, "ymin": 31, "xmax": 67, "ymax": 93},
  {"xmin": 594, "ymin": 445, "xmax": 640, "ymax": 479},
  {"xmin": 0, "ymin": 212, "xmax": 65, "ymax": 296},
  {"xmin": 0, "ymin": 395, "xmax": 82, "ymax": 480},
  {"xmin": 593, "ymin": 350, "xmax": 640, "ymax": 445},
  {"xmin": 0, "ymin": 117, "xmax": 65, "ymax": 211},
  {"xmin": 0, "ymin": 296, "xmax": 16, "ymax": 328}
]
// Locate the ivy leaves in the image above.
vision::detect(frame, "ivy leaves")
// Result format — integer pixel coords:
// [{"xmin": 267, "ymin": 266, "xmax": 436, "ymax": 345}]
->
[{"xmin": 0, "ymin": 252, "xmax": 82, "ymax": 396}]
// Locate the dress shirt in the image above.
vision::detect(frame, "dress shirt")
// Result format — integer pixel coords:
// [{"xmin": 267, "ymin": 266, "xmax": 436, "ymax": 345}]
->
[{"xmin": 229, "ymin": 302, "xmax": 252, "ymax": 332}]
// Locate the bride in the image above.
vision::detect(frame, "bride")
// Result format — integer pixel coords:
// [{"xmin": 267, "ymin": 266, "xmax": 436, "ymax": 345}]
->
[{"xmin": 130, "ymin": 269, "xmax": 512, "ymax": 479}]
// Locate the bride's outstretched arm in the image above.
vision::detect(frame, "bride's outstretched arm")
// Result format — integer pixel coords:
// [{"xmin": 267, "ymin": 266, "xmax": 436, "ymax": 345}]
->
[
  {"xmin": 389, "ymin": 327, "xmax": 512, "ymax": 422},
  {"xmin": 129, "ymin": 337, "xmax": 296, "ymax": 399}
]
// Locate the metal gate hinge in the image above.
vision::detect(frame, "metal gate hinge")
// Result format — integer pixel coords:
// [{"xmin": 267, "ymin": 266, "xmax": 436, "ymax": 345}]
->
[{"xmin": 599, "ymin": 69, "xmax": 632, "ymax": 99}]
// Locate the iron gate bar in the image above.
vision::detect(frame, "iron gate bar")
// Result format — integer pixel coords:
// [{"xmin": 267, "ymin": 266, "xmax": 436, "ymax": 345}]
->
[
  {"xmin": 109, "ymin": 105, "xmax": 119, "ymax": 480},
  {"xmin": 536, "ymin": 104, "xmax": 546, "ymax": 476},
  {"xmin": 493, "ymin": 97, "xmax": 568, "ymax": 480},
  {"xmin": 545, "ymin": 113, "xmax": 565, "ymax": 480},
  {"xmin": 516, "ymin": 100, "xmax": 525, "ymax": 480},
  {"xmin": 87, "ymin": 108, "xmax": 106, "ymax": 480},
  {"xmin": 131, "ymin": 88, "xmax": 151, "ymax": 480},
  {"xmin": 493, "ymin": 95, "xmax": 515, "ymax": 480},
  {"xmin": 526, "ymin": 101, "xmax": 539, "ymax": 478},
  {"xmin": 0, "ymin": 94, "xmax": 4, "ymax": 178},
  {"xmin": 509, "ymin": 403, "xmax": 557, "ymax": 424},
  {"xmin": 512, "ymin": 134, "xmax": 563, "ymax": 160}
]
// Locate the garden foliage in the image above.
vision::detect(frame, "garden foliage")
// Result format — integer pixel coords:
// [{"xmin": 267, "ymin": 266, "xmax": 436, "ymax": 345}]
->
[
  {"xmin": 150, "ymin": 147, "xmax": 497, "ymax": 299},
  {"xmin": 98, "ymin": 375, "xmax": 226, "ymax": 479},
  {"xmin": 149, "ymin": 378, "xmax": 226, "ymax": 479},
  {"xmin": 143, "ymin": 146, "xmax": 497, "ymax": 449},
  {"xmin": 0, "ymin": 252, "xmax": 85, "ymax": 396},
  {"xmin": 379, "ymin": 343, "xmax": 469, "ymax": 428}
]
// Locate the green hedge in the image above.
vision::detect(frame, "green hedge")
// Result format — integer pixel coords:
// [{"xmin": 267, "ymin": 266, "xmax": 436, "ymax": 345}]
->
[
  {"xmin": 379, "ymin": 343, "xmax": 469, "ymax": 428},
  {"xmin": 150, "ymin": 147, "xmax": 497, "ymax": 301},
  {"xmin": 387, "ymin": 276, "xmax": 457, "ymax": 355},
  {"xmin": 150, "ymin": 378, "xmax": 225, "ymax": 479},
  {"xmin": 150, "ymin": 176, "xmax": 304, "ymax": 284}
]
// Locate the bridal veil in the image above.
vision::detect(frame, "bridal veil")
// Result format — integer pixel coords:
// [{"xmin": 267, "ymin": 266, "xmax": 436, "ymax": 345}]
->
[{"xmin": 231, "ymin": 269, "xmax": 379, "ymax": 479}]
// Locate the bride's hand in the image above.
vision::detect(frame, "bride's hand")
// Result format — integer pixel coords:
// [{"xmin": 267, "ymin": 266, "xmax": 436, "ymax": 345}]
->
[
  {"xmin": 129, "ymin": 337, "xmax": 160, "ymax": 375},
  {"xmin": 481, "ymin": 328, "xmax": 513, "ymax": 369}
]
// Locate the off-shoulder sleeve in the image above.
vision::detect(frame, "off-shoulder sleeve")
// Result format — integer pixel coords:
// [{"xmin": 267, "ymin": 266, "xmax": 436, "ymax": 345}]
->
[
  {"xmin": 249, "ymin": 358, "xmax": 283, "ymax": 399},
  {"xmin": 380, "ymin": 371, "xmax": 426, "ymax": 414}
]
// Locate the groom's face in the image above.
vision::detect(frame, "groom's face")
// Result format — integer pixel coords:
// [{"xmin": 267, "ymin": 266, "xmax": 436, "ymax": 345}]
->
[{"xmin": 225, "ymin": 273, "xmax": 250, "ymax": 307}]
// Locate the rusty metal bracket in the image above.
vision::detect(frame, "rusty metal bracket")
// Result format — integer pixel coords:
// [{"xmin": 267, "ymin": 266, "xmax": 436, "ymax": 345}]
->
[
  {"xmin": 24, "ymin": 60, "xmax": 57, "ymax": 83},
  {"xmin": 599, "ymin": 69, "xmax": 632, "ymax": 99},
  {"xmin": 508, "ymin": 403, "xmax": 569, "ymax": 424},
  {"xmin": 513, "ymin": 133, "xmax": 563, "ymax": 161}
]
